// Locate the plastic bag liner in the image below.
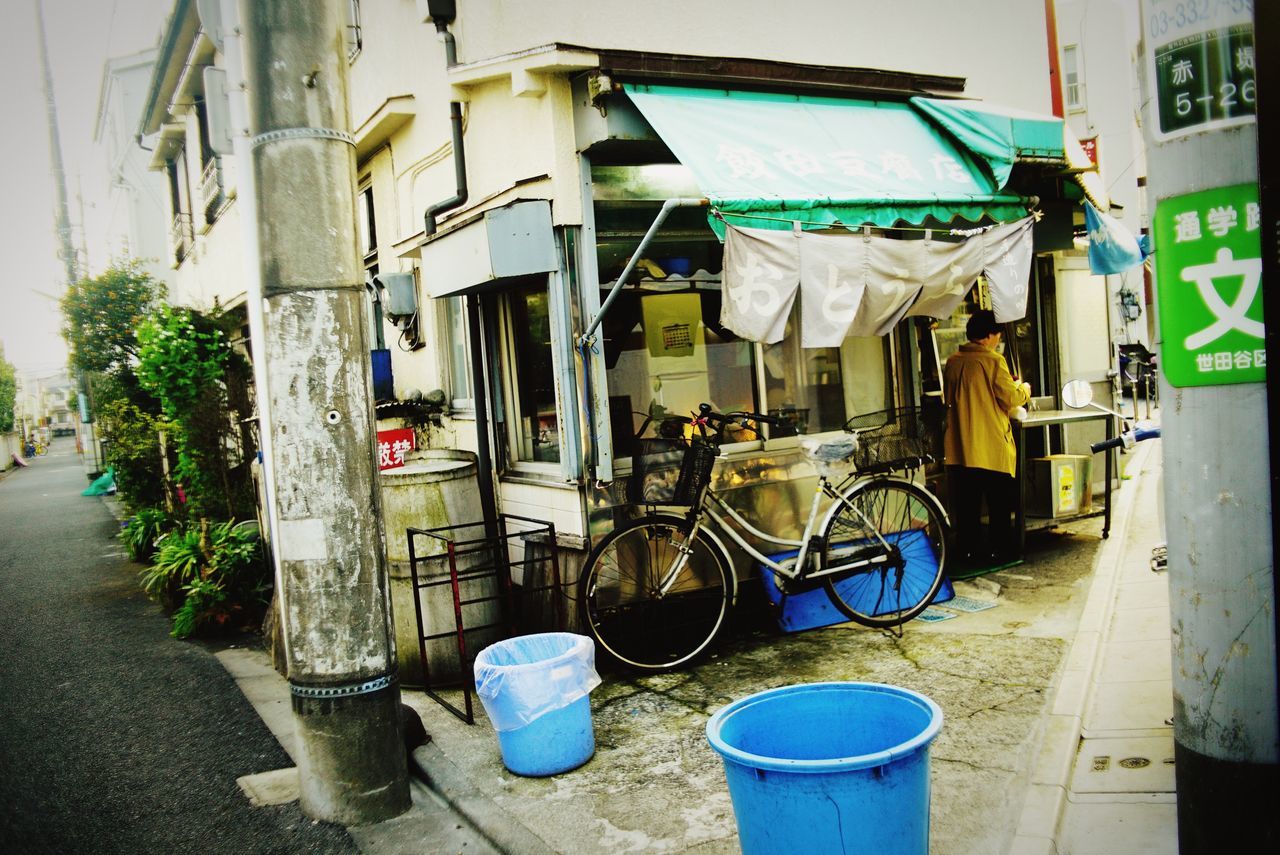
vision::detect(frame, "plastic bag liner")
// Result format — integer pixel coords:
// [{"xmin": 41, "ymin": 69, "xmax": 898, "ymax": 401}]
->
[{"xmin": 473, "ymin": 632, "xmax": 601, "ymax": 732}]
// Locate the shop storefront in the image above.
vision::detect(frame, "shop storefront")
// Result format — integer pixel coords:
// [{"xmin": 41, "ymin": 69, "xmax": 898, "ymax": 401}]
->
[{"xmin": 408, "ymin": 54, "xmax": 1119, "ymax": 586}]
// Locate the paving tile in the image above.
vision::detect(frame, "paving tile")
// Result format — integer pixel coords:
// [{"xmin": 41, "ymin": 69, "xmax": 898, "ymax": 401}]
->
[
  {"xmin": 1084, "ymin": 680, "xmax": 1174, "ymax": 735},
  {"xmin": 1058, "ymin": 797, "xmax": 1177, "ymax": 855},
  {"xmin": 1070, "ymin": 736, "xmax": 1175, "ymax": 793},
  {"xmin": 1094, "ymin": 639, "xmax": 1172, "ymax": 684},
  {"xmin": 1106, "ymin": 606, "xmax": 1171, "ymax": 642}
]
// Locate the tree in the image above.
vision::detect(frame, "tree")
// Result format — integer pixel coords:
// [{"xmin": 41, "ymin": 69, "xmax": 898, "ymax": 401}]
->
[
  {"xmin": 0, "ymin": 350, "xmax": 15, "ymax": 433},
  {"xmin": 60, "ymin": 261, "xmax": 166, "ymax": 377}
]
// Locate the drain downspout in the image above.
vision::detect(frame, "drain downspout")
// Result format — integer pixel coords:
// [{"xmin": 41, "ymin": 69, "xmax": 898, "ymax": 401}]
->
[
  {"xmin": 424, "ymin": 21, "xmax": 467, "ymax": 236},
  {"xmin": 422, "ymin": 11, "xmax": 497, "ymax": 538}
]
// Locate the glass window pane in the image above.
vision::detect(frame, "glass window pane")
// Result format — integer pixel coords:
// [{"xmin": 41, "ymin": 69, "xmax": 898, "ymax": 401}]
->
[
  {"xmin": 763, "ymin": 310, "xmax": 890, "ymax": 435},
  {"xmin": 603, "ymin": 287, "xmax": 755, "ymax": 455},
  {"xmin": 508, "ymin": 283, "xmax": 559, "ymax": 463},
  {"xmin": 445, "ymin": 297, "xmax": 472, "ymax": 406}
]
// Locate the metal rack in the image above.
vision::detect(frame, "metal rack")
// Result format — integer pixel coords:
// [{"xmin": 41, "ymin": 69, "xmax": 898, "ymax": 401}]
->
[{"xmin": 405, "ymin": 514, "xmax": 565, "ymax": 724}]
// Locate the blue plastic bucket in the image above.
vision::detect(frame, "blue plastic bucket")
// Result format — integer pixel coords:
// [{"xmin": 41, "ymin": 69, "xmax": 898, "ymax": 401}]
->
[
  {"xmin": 473, "ymin": 633, "xmax": 599, "ymax": 776},
  {"xmin": 706, "ymin": 682, "xmax": 943, "ymax": 854}
]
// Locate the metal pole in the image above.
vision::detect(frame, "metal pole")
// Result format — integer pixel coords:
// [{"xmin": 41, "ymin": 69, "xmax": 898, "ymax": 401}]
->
[
  {"xmin": 1138, "ymin": 4, "xmax": 1278, "ymax": 849},
  {"xmin": 239, "ymin": 0, "xmax": 410, "ymax": 824}
]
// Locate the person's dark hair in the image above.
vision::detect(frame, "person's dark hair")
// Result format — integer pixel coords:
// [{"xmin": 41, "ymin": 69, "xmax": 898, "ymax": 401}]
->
[{"xmin": 966, "ymin": 309, "xmax": 1001, "ymax": 341}]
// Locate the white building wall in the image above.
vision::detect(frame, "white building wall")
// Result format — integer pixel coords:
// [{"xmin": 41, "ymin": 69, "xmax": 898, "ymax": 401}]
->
[
  {"xmin": 1055, "ymin": 0, "xmax": 1151, "ymax": 349},
  {"xmin": 349, "ymin": 0, "xmax": 1058, "ymax": 409},
  {"xmin": 95, "ymin": 51, "xmax": 175, "ymax": 289}
]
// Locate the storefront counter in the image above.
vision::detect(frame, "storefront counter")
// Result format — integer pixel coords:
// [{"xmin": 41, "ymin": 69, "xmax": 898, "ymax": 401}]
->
[{"xmin": 1014, "ymin": 408, "xmax": 1116, "ymax": 555}]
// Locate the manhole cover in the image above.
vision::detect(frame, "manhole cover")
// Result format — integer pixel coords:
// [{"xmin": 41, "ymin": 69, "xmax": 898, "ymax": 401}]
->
[{"xmin": 1119, "ymin": 757, "xmax": 1151, "ymax": 769}]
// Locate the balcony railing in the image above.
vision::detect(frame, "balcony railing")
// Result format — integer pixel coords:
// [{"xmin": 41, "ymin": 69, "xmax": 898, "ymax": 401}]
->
[
  {"xmin": 170, "ymin": 212, "xmax": 193, "ymax": 264},
  {"xmin": 200, "ymin": 157, "xmax": 225, "ymax": 227}
]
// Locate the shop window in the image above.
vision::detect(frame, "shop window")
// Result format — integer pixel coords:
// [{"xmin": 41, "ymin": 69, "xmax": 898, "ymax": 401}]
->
[
  {"xmin": 600, "ymin": 286, "xmax": 756, "ymax": 455},
  {"xmin": 762, "ymin": 312, "xmax": 893, "ymax": 436},
  {"xmin": 501, "ymin": 280, "xmax": 560, "ymax": 464}
]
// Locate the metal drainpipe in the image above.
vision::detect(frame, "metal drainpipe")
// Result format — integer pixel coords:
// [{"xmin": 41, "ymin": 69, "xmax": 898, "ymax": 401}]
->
[
  {"xmin": 423, "ymin": 18, "xmax": 496, "ymax": 538},
  {"xmin": 423, "ymin": 22, "xmax": 467, "ymax": 236}
]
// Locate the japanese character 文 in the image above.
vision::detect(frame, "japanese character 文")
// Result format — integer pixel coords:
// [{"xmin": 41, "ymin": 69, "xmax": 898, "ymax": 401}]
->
[
  {"xmin": 880, "ymin": 151, "xmax": 922, "ymax": 182},
  {"xmin": 1206, "ymin": 205, "xmax": 1238, "ymax": 237},
  {"xmin": 829, "ymin": 150, "xmax": 872, "ymax": 178},
  {"xmin": 1246, "ymin": 202, "xmax": 1261, "ymax": 231},
  {"xmin": 773, "ymin": 148, "xmax": 824, "ymax": 177},
  {"xmin": 1171, "ymin": 59, "xmax": 1195, "ymax": 85},
  {"xmin": 1214, "ymin": 352, "xmax": 1233, "ymax": 370},
  {"xmin": 929, "ymin": 154, "xmax": 969, "ymax": 184},
  {"xmin": 1236, "ymin": 46, "xmax": 1255, "ymax": 73},
  {"xmin": 1233, "ymin": 351, "xmax": 1253, "ymax": 369},
  {"xmin": 715, "ymin": 144, "xmax": 773, "ymax": 180},
  {"xmin": 1196, "ymin": 353, "xmax": 1215, "ymax": 372},
  {"xmin": 1174, "ymin": 211, "xmax": 1202, "ymax": 242},
  {"xmin": 378, "ymin": 442, "xmax": 393, "ymax": 467}
]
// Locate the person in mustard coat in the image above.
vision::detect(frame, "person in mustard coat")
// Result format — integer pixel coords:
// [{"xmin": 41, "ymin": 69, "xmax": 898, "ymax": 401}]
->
[{"xmin": 943, "ymin": 310, "xmax": 1031, "ymax": 566}]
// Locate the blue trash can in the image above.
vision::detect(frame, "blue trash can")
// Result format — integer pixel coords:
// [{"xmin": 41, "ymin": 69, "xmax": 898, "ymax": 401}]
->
[
  {"xmin": 706, "ymin": 682, "xmax": 943, "ymax": 855},
  {"xmin": 473, "ymin": 632, "xmax": 601, "ymax": 776}
]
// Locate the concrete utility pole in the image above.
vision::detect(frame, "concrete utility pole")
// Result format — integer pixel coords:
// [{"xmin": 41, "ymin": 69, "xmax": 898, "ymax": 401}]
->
[
  {"xmin": 240, "ymin": 0, "xmax": 410, "ymax": 823},
  {"xmin": 33, "ymin": 0, "xmax": 79, "ymax": 287},
  {"xmin": 1138, "ymin": 3, "xmax": 1277, "ymax": 849}
]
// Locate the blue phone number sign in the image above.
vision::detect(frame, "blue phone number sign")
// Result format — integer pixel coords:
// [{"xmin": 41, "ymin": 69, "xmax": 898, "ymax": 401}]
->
[{"xmin": 1143, "ymin": 0, "xmax": 1256, "ymax": 140}]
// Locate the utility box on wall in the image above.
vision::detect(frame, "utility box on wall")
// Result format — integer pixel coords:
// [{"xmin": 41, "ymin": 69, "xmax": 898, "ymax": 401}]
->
[
  {"xmin": 419, "ymin": 200, "xmax": 558, "ymax": 298},
  {"xmin": 1025, "ymin": 454, "xmax": 1092, "ymax": 518}
]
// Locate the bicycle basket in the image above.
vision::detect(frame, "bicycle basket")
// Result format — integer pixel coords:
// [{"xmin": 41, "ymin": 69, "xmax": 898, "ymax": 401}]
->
[
  {"xmin": 627, "ymin": 438, "xmax": 718, "ymax": 506},
  {"xmin": 843, "ymin": 407, "xmax": 935, "ymax": 472}
]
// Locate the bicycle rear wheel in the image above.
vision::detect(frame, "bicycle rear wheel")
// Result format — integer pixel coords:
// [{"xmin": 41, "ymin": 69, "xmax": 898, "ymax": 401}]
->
[
  {"xmin": 579, "ymin": 514, "xmax": 733, "ymax": 672},
  {"xmin": 821, "ymin": 479, "xmax": 948, "ymax": 628}
]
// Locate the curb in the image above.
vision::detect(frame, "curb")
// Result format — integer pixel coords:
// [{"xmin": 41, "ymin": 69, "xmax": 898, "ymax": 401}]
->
[
  {"xmin": 410, "ymin": 743, "xmax": 558, "ymax": 855},
  {"xmin": 1006, "ymin": 439, "xmax": 1158, "ymax": 855}
]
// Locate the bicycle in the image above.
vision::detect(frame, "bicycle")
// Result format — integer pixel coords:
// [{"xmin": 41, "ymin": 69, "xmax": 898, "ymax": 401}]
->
[{"xmin": 578, "ymin": 404, "xmax": 951, "ymax": 672}]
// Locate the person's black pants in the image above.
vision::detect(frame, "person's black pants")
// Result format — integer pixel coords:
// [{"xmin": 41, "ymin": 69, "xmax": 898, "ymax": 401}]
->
[{"xmin": 947, "ymin": 466, "xmax": 1016, "ymax": 563}]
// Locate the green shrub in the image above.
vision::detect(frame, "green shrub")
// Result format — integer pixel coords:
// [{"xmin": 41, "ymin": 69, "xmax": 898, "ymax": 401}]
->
[
  {"xmin": 119, "ymin": 507, "xmax": 173, "ymax": 563},
  {"xmin": 140, "ymin": 519, "xmax": 272, "ymax": 638}
]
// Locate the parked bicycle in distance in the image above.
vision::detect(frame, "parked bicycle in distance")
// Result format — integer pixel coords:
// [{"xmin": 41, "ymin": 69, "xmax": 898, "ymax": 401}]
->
[{"xmin": 579, "ymin": 403, "xmax": 952, "ymax": 672}]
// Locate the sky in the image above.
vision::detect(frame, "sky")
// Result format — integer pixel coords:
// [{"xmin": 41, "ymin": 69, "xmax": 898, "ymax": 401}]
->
[{"xmin": 0, "ymin": 0, "xmax": 172, "ymax": 377}]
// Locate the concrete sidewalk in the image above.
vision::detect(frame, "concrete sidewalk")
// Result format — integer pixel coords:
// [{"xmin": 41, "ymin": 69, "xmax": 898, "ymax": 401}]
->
[
  {"xmin": 1012, "ymin": 439, "xmax": 1176, "ymax": 855},
  {"xmin": 214, "ymin": 438, "xmax": 1171, "ymax": 854}
]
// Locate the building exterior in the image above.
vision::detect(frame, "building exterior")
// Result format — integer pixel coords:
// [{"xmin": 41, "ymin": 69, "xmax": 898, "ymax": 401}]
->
[
  {"xmin": 132, "ymin": 0, "xmax": 1129, "ymax": 662},
  {"xmin": 1053, "ymin": 0, "xmax": 1154, "ymax": 353},
  {"xmin": 136, "ymin": 0, "xmax": 245, "ymax": 311},
  {"xmin": 93, "ymin": 48, "xmax": 176, "ymax": 292}
]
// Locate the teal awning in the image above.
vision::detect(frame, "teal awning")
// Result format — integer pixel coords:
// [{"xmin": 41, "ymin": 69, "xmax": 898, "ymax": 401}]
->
[
  {"xmin": 623, "ymin": 84, "xmax": 1033, "ymax": 236},
  {"xmin": 909, "ymin": 97, "xmax": 1066, "ymax": 188}
]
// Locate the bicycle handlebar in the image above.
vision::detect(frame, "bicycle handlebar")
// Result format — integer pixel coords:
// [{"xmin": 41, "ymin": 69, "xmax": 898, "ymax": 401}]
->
[{"xmin": 1091, "ymin": 425, "xmax": 1160, "ymax": 454}]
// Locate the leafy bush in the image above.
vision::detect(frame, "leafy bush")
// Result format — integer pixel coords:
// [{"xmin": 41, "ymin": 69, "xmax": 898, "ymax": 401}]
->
[
  {"xmin": 140, "ymin": 519, "xmax": 272, "ymax": 638},
  {"xmin": 60, "ymin": 261, "xmax": 165, "ymax": 379},
  {"xmin": 119, "ymin": 507, "xmax": 173, "ymax": 563},
  {"xmin": 136, "ymin": 306, "xmax": 256, "ymax": 521}
]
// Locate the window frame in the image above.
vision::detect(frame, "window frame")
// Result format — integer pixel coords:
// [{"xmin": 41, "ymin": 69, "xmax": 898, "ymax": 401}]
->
[{"xmin": 1063, "ymin": 44, "xmax": 1083, "ymax": 111}]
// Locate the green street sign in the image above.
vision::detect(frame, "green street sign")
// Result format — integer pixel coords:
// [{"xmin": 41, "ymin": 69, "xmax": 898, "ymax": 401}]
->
[{"xmin": 1153, "ymin": 183, "xmax": 1264, "ymax": 387}]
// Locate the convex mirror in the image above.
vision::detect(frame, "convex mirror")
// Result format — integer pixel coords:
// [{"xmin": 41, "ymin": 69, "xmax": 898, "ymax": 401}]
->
[{"xmin": 1061, "ymin": 379, "xmax": 1094, "ymax": 409}]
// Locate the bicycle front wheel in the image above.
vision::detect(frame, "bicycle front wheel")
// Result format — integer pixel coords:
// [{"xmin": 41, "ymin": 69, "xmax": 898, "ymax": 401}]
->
[
  {"xmin": 579, "ymin": 514, "xmax": 733, "ymax": 672},
  {"xmin": 822, "ymin": 480, "xmax": 948, "ymax": 628}
]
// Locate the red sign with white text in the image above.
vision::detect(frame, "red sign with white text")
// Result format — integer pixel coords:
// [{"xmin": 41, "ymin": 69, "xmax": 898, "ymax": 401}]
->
[
  {"xmin": 376, "ymin": 428, "xmax": 415, "ymax": 471},
  {"xmin": 1079, "ymin": 136, "xmax": 1099, "ymax": 166}
]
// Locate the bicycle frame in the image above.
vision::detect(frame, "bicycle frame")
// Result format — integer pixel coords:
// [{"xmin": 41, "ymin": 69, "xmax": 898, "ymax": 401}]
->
[{"xmin": 654, "ymin": 470, "xmax": 912, "ymax": 596}]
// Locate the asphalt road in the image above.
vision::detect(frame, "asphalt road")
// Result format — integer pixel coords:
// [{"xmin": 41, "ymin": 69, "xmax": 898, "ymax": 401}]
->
[{"xmin": 0, "ymin": 439, "xmax": 357, "ymax": 854}]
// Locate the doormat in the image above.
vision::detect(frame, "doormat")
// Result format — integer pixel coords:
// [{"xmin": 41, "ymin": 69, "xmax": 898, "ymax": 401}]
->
[
  {"xmin": 937, "ymin": 595, "xmax": 999, "ymax": 613},
  {"xmin": 916, "ymin": 607, "xmax": 958, "ymax": 623}
]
